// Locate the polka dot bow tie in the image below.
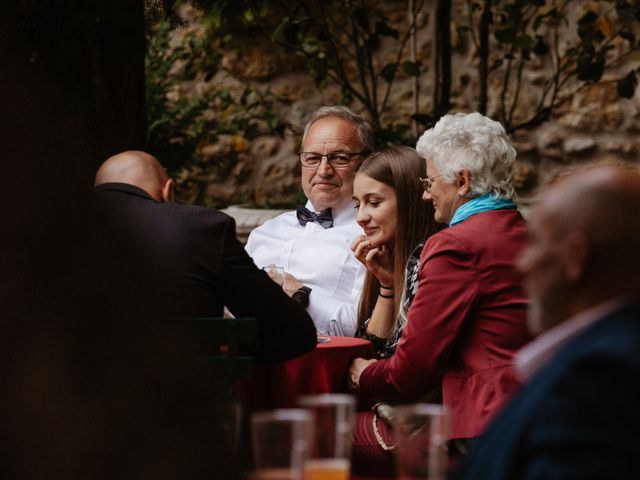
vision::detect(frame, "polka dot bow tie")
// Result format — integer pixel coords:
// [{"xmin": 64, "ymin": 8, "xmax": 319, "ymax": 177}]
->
[{"xmin": 296, "ymin": 206, "xmax": 333, "ymax": 229}]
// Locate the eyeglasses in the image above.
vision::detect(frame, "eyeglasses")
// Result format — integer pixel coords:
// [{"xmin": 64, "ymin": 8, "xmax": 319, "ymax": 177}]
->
[
  {"xmin": 298, "ymin": 151, "xmax": 365, "ymax": 169},
  {"xmin": 419, "ymin": 174, "xmax": 443, "ymax": 192}
]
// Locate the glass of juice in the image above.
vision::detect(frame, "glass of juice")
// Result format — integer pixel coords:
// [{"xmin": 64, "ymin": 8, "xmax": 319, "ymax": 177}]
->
[
  {"xmin": 251, "ymin": 409, "xmax": 313, "ymax": 480},
  {"xmin": 298, "ymin": 394, "xmax": 356, "ymax": 480}
]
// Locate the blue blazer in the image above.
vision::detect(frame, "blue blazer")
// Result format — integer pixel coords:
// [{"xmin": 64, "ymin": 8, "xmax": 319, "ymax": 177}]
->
[{"xmin": 452, "ymin": 299, "xmax": 640, "ymax": 480}]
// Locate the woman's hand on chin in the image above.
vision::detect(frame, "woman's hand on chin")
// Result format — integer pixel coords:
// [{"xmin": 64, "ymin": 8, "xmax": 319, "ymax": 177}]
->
[{"xmin": 351, "ymin": 235, "xmax": 393, "ymax": 285}]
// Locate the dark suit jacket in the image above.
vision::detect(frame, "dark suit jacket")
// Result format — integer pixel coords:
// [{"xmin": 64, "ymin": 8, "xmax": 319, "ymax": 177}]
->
[
  {"xmin": 452, "ymin": 299, "xmax": 640, "ymax": 480},
  {"xmin": 360, "ymin": 210, "xmax": 530, "ymax": 439},
  {"xmin": 94, "ymin": 183, "xmax": 317, "ymax": 363}
]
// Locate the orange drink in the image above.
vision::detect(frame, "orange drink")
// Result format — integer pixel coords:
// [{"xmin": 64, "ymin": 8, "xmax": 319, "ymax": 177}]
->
[{"xmin": 303, "ymin": 458, "xmax": 350, "ymax": 480}]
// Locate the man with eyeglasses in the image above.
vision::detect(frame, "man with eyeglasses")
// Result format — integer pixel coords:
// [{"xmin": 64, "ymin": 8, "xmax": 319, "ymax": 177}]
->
[{"xmin": 246, "ymin": 106, "xmax": 371, "ymax": 336}]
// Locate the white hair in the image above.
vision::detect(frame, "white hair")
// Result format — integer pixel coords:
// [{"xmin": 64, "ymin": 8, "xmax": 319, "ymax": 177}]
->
[
  {"xmin": 416, "ymin": 112, "xmax": 516, "ymax": 198},
  {"xmin": 302, "ymin": 106, "xmax": 374, "ymax": 153}
]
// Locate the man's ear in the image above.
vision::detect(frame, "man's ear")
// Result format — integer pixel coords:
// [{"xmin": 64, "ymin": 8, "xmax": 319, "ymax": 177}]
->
[
  {"xmin": 456, "ymin": 169, "xmax": 472, "ymax": 197},
  {"xmin": 161, "ymin": 178, "xmax": 174, "ymax": 203}
]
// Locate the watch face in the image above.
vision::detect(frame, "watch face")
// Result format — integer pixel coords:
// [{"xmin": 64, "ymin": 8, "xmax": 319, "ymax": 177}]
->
[{"xmin": 292, "ymin": 289, "xmax": 309, "ymax": 307}]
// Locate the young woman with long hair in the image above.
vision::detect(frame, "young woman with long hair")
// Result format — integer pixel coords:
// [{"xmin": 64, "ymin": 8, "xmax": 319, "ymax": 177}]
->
[{"xmin": 351, "ymin": 145, "xmax": 439, "ymax": 358}]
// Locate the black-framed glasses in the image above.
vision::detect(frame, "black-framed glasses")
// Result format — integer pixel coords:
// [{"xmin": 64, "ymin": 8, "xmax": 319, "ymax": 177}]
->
[
  {"xmin": 419, "ymin": 174, "xmax": 443, "ymax": 192},
  {"xmin": 298, "ymin": 151, "xmax": 365, "ymax": 169}
]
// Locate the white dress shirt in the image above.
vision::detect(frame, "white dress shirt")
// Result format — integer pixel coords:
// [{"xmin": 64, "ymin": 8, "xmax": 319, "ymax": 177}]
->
[
  {"xmin": 246, "ymin": 201, "xmax": 366, "ymax": 336},
  {"xmin": 515, "ymin": 296, "xmax": 630, "ymax": 382}
]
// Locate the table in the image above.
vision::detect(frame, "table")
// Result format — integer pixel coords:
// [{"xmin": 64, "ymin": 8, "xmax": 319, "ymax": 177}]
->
[{"xmin": 243, "ymin": 336, "xmax": 376, "ymax": 411}]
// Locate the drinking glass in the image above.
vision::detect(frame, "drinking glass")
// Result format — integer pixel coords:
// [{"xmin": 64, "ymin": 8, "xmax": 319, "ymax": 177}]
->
[
  {"xmin": 298, "ymin": 393, "xmax": 356, "ymax": 480},
  {"xmin": 391, "ymin": 403, "xmax": 450, "ymax": 480},
  {"xmin": 251, "ymin": 409, "xmax": 313, "ymax": 480},
  {"xmin": 261, "ymin": 265, "xmax": 286, "ymax": 288}
]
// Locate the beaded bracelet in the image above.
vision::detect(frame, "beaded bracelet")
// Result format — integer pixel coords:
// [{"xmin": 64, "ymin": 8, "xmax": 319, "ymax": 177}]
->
[{"xmin": 371, "ymin": 404, "xmax": 398, "ymax": 451}]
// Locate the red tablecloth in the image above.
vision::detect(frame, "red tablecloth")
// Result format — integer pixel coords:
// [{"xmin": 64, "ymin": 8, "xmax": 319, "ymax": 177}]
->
[{"xmin": 244, "ymin": 336, "xmax": 375, "ymax": 411}]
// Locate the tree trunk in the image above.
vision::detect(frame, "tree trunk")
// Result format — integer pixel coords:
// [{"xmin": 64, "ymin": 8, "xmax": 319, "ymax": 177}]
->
[
  {"xmin": 434, "ymin": 0, "xmax": 452, "ymax": 120},
  {"xmin": 2, "ymin": 0, "xmax": 146, "ymax": 185},
  {"xmin": 478, "ymin": 0, "xmax": 492, "ymax": 115}
]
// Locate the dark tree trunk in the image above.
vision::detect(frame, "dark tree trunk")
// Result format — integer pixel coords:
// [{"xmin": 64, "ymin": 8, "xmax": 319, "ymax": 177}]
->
[
  {"xmin": 434, "ymin": 0, "xmax": 452, "ymax": 120},
  {"xmin": 1, "ymin": 1, "xmax": 147, "ymax": 311},
  {"xmin": 1, "ymin": 0, "xmax": 146, "ymax": 185},
  {"xmin": 479, "ymin": 0, "xmax": 492, "ymax": 115}
]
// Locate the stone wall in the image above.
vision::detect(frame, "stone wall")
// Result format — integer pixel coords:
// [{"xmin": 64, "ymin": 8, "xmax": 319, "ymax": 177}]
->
[{"xmin": 171, "ymin": 2, "xmax": 640, "ymax": 212}]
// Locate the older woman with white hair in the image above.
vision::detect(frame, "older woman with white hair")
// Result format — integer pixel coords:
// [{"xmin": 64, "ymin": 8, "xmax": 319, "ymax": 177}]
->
[{"xmin": 349, "ymin": 112, "xmax": 531, "ymax": 472}]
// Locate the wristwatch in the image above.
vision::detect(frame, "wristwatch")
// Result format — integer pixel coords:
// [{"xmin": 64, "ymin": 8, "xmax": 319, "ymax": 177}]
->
[{"xmin": 292, "ymin": 286, "xmax": 312, "ymax": 308}]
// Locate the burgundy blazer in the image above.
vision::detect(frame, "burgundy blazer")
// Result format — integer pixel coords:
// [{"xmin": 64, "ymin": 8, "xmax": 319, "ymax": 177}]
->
[{"xmin": 359, "ymin": 209, "xmax": 531, "ymax": 439}]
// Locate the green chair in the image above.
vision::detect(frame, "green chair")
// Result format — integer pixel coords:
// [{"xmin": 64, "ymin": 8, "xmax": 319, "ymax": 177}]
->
[{"xmin": 182, "ymin": 316, "xmax": 257, "ymax": 399}]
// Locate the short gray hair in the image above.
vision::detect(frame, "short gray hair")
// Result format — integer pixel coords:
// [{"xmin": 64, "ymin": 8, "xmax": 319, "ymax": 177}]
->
[
  {"xmin": 302, "ymin": 106, "xmax": 374, "ymax": 153},
  {"xmin": 416, "ymin": 112, "xmax": 516, "ymax": 198}
]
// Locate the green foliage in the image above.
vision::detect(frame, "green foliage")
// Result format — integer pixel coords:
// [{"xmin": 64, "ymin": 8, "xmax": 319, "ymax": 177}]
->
[
  {"xmin": 192, "ymin": 0, "xmax": 426, "ymax": 146},
  {"xmin": 618, "ymin": 69, "xmax": 638, "ymax": 97},
  {"xmin": 145, "ymin": 18, "xmax": 219, "ymax": 174},
  {"xmin": 463, "ymin": 0, "xmax": 640, "ymax": 132},
  {"xmin": 147, "ymin": 0, "xmax": 640, "ymax": 183},
  {"xmin": 145, "ymin": 15, "xmax": 288, "ymax": 177}
]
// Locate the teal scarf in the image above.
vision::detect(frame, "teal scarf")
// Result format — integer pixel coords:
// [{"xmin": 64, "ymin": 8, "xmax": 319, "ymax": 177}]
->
[{"xmin": 450, "ymin": 193, "xmax": 516, "ymax": 226}]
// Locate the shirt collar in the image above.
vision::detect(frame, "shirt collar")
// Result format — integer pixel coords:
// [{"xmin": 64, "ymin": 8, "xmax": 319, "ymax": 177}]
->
[
  {"xmin": 305, "ymin": 200, "xmax": 357, "ymax": 227},
  {"xmin": 515, "ymin": 296, "xmax": 630, "ymax": 383}
]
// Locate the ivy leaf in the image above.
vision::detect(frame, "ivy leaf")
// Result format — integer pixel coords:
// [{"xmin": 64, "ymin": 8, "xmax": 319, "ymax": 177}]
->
[
  {"xmin": 577, "ymin": 10, "xmax": 599, "ymax": 39},
  {"xmin": 381, "ymin": 63, "xmax": 398, "ymax": 82},
  {"xmin": 341, "ymin": 86, "xmax": 354, "ymax": 105},
  {"xmin": 578, "ymin": 10, "xmax": 599, "ymax": 26},
  {"xmin": 495, "ymin": 27, "xmax": 516, "ymax": 44},
  {"xmin": 401, "ymin": 61, "xmax": 420, "ymax": 77},
  {"xmin": 203, "ymin": 65, "xmax": 218, "ymax": 82},
  {"xmin": 619, "ymin": 31, "xmax": 635, "ymax": 44},
  {"xmin": 354, "ymin": 7, "xmax": 369, "ymax": 30},
  {"xmin": 565, "ymin": 47, "xmax": 578, "ymax": 57},
  {"xmin": 515, "ymin": 34, "xmax": 535, "ymax": 50},
  {"xmin": 533, "ymin": 35, "xmax": 549, "ymax": 55},
  {"xmin": 577, "ymin": 54, "xmax": 605, "ymax": 82},
  {"xmin": 411, "ymin": 113, "xmax": 433, "ymax": 126},
  {"xmin": 367, "ymin": 33, "xmax": 380, "ymax": 49},
  {"xmin": 617, "ymin": 71, "xmax": 638, "ymax": 98},
  {"xmin": 302, "ymin": 40, "xmax": 319, "ymax": 54},
  {"xmin": 242, "ymin": 8, "xmax": 254, "ymax": 23},
  {"xmin": 271, "ymin": 16, "xmax": 288, "ymax": 41},
  {"xmin": 375, "ymin": 20, "xmax": 399, "ymax": 39},
  {"xmin": 598, "ymin": 15, "xmax": 614, "ymax": 37}
]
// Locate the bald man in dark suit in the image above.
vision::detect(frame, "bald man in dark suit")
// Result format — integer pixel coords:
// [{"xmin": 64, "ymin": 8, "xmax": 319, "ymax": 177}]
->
[{"xmin": 94, "ymin": 151, "xmax": 317, "ymax": 363}]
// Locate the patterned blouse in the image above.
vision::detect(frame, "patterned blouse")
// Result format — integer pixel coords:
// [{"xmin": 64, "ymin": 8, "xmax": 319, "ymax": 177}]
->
[{"xmin": 356, "ymin": 243, "xmax": 424, "ymax": 358}]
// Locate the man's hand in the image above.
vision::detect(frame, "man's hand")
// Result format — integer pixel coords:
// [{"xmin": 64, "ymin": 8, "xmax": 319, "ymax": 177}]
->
[
  {"xmin": 283, "ymin": 272, "xmax": 304, "ymax": 297},
  {"xmin": 349, "ymin": 357, "xmax": 378, "ymax": 389},
  {"xmin": 351, "ymin": 235, "xmax": 393, "ymax": 286}
]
